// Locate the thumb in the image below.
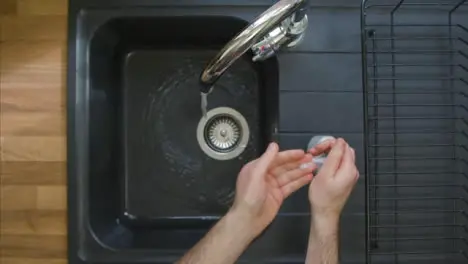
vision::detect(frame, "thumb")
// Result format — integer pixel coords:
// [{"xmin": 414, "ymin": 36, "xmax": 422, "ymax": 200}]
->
[{"xmin": 255, "ymin": 142, "xmax": 279, "ymax": 174}]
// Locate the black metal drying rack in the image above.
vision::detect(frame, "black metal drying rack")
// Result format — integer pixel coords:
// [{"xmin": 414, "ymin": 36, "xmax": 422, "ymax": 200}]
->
[{"xmin": 361, "ymin": 0, "xmax": 468, "ymax": 263}]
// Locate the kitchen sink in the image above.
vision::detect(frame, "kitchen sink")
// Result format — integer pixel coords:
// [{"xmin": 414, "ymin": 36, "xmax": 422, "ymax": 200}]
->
[
  {"xmin": 89, "ymin": 14, "xmax": 279, "ymax": 235},
  {"xmin": 68, "ymin": 3, "xmax": 367, "ymax": 264},
  {"xmin": 70, "ymin": 1, "xmax": 468, "ymax": 264},
  {"xmin": 68, "ymin": 8, "xmax": 290, "ymax": 263}
]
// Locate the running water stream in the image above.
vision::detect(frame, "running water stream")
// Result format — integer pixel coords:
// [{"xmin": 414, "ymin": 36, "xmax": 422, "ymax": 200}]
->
[{"xmin": 200, "ymin": 90, "xmax": 211, "ymax": 118}]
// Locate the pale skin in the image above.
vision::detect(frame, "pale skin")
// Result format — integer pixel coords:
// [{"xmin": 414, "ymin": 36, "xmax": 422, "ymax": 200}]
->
[
  {"xmin": 176, "ymin": 138, "xmax": 359, "ymax": 264},
  {"xmin": 306, "ymin": 138, "xmax": 359, "ymax": 264}
]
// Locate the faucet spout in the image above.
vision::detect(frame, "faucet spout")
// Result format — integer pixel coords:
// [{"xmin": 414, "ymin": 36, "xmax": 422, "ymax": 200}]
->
[{"xmin": 199, "ymin": 0, "xmax": 308, "ymax": 89}]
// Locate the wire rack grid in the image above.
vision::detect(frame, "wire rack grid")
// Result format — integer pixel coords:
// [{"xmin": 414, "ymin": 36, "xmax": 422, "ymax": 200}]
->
[{"xmin": 361, "ymin": 0, "xmax": 468, "ymax": 263}]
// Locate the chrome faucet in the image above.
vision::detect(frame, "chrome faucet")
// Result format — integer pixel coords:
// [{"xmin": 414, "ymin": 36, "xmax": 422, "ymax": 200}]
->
[{"xmin": 199, "ymin": 0, "xmax": 309, "ymax": 93}]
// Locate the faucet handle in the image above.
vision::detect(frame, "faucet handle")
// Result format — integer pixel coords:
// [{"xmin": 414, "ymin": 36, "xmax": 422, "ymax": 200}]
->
[
  {"xmin": 251, "ymin": 39, "xmax": 278, "ymax": 62},
  {"xmin": 250, "ymin": 14, "xmax": 308, "ymax": 62},
  {"xmin": 251, "ymin": 25, "xmax": 286, "ymax": 62}
]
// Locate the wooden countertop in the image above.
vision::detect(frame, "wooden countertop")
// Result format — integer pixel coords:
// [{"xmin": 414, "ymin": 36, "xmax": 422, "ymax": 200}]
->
[{"xmin": 1, "ymin": 0, "xmax": 68, "ymax": 263}]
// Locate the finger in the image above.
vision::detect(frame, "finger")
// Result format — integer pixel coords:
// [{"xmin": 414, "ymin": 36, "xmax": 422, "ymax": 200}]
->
[
  {"xmin": 271, "ymin": 154, "xmax": 313, "ymax": 175},
  {"xmin": 319, "ymin": 138, "xmax": 346, "ymax": 178},
  {"xmin": 336, "ymin": 145, "xmax": 358, "ymax": 182},
  {"xmin": 309, "ymin": 138, "xmax": 336, "ymax": 156},
  {"xmin": 349, "ymin": 147, "xmax": 359, "ymax": 180},
  {"xmin": 255, "ymin": 142, "xmax": 279, "ymax": 175},
  {"xmin": 276, "ymin": 162, "xmax": 317, "ymax": 186},
  {"xmin": 281, "ymin": 174, "xmax": 313, "ymax": 198},
  {"xmin": 346, "ymin": 146, "xmax": 357, "ymax": 174},
  {"xmin": 270, "ymin": 149, "xmax": 306, "ymax": 169}
]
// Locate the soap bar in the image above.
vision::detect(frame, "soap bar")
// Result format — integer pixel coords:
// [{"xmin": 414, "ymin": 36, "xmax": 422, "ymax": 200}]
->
[{"xmin": 300, "ymin": 135, "xmax": 335, "ymax": 172}]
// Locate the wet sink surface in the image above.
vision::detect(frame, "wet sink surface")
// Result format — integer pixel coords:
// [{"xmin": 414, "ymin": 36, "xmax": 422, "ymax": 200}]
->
[
  {"xmin": 77, "ymin": 13, "xmax": 282, "ymax": 260},
  {"xmin": 122, "ymin": 49, "xmax": 269, "ymax": 221}
]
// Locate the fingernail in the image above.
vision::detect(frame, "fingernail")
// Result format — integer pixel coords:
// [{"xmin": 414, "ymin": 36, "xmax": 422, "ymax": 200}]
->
[
  {"xmin": 267, "ymin": 142, "xmax": 277, "ymax": 151},
  {"xmin": 299, "ymin": 162, "xmax": 315, "ymax": 169},
  {"xmin": 337, "ymin": 138, "xmax": 344, "ymax": 146},
  {"xmin": 334, "ymin": 139, "xmax": 344, "ymax": 150}
]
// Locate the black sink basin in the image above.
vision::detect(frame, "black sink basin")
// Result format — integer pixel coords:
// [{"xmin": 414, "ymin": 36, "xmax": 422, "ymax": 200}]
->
[
  {"xmin": 68, "ymin": 8, "xmax": 287, "ymax": 263},
  {"xmin": 89, "ymin": 15, "xmax": 279, "ymax": 230}
]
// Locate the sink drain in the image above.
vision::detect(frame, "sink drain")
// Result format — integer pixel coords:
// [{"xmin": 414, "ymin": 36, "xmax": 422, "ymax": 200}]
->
[
  {"xmin": 197, "ymin": 107, "xmax": 249, "ymax": 160},
  {"xmin": 206, "ymin": 116, "xmax": 241, "ymax": 152}
]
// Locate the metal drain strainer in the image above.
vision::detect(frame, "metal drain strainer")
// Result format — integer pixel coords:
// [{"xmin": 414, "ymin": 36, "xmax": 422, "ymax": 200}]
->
[
  {"xmin": 197, "ymin": 107, "xmax": 249, "ymax": 160},
  {"xmin": 206, "ymin": 116, "xmax": 240, "ymax": 152}
]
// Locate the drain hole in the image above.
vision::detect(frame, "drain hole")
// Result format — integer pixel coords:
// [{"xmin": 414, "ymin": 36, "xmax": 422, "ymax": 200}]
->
[
  {"xmin": 197, "ymin": 107, "xmax": 250, "ymax": 161},
  {"xmin": 204, "ymin": 115, "xmax": 242, "ymax": 153}
]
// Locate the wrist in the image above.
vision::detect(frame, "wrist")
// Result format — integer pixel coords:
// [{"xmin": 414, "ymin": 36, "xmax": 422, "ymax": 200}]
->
[
  {"xmin": 311, "ymin": 212, "xmax": 339, "ymax": 238},
  {"xmin": 225, "ymin": 208, "xmax": 260, "ymax": 242}
]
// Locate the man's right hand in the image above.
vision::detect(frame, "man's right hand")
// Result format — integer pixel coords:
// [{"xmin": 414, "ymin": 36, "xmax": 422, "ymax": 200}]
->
[{"xmin": 308, "ymin": 138, "xmax": 359, "ymax": 221}]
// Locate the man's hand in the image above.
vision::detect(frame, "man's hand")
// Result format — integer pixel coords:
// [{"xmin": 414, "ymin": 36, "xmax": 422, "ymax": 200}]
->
[
  {"xmin": 231, "ymin": 142, "xmax": 317, "ymax": 236},
  {"xmin": 177, "ymin": 142, "xmax": 316, "ymax": 264},
  {"xmin": 308, "ymin": 137, "xmax": 359, "ymax": 220},
  {"xmin": 306, "ymin": 138, "xmax": 359, "ymax": 264}
]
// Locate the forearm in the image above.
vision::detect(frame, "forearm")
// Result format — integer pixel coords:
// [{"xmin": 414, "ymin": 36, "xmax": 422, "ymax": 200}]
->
[
  {"xmin": 176, "ymin": 209, "xmax": 257, "ymax": 264},
  {"xmin": 305, "ymin": 214, "xmax": 339, "ymax": 264}
]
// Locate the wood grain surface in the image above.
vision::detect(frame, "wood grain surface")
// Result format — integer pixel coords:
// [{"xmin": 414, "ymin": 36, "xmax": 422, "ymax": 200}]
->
[{"xmin": 0, "ymin": 0, "xmax": 68, "ymax": 263}]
